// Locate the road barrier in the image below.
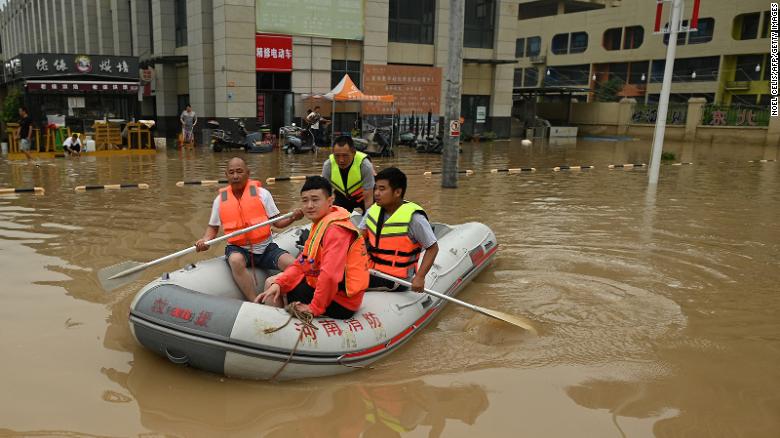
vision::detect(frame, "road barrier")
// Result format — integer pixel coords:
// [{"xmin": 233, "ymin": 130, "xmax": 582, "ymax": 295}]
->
[
  {"xmin": 176, "ymin": 179, "xmax": 228, "ymax": 187},
  {"xmin": 266, "ymin": 176, "xmax": 308, "ymax": 183},
  {"xmin": 0, "ymin": 187, "xmax": 45, "ymax": 194},
  {"xmin": 75, "ymin": 183, "xmax": 150, "ymax": 191}
]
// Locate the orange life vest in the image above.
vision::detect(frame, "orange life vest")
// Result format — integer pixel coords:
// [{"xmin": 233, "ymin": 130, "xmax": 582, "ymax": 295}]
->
[
  {"xmin": 364, "ymin": 202, "xmax": 426, "ymax": 279},
  {"xmin": 218, "ymin": 180, "xmax": 271, "ymax": 246},
  {"xmin": 298, "ymin": 206, "xmax": 368, "ymax": 297}
]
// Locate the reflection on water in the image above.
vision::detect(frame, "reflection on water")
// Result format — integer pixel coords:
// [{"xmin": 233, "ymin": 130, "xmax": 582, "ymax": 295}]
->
[
  {"xmin": 1, "ymin": 139, "xmax": 779, "ymax": 436},
  {"xmin": 100, "ymin": 342, "xmax": 488, "ymax": 438}
]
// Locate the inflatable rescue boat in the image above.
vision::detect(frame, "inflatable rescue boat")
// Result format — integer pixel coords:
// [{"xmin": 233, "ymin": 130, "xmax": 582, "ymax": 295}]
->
[{"xmin": 129, "ymin": 220, "xmax": 498, "ymax": 380}]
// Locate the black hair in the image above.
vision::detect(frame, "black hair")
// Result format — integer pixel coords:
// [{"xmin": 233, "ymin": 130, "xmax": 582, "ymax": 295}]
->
[
  {"xmin": 314, "ymin": 106, "xmax": 320, "ymax": 110},
  {"xmin": 333, "ymin": 135, "xmax": 355, "ymax": 149},
  {"xmin": 375, "ymin": 167, "xmax": 407, "ymax": 198},
  {"xmin": 19, "ymin": 106, "xmax": 28, "ymax": 114},
  {"xmin": 301, "ymin": 175, "xmax": 333, "ymax": 197}
]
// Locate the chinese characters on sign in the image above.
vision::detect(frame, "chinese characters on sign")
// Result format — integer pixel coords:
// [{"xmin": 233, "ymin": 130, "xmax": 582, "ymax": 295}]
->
[
  {"xmin": 362, "ymin": 64, "xmax": 442, "ymax": 116},
  {"xmin": 255, "ymin": 34, "xmax": 293, "ymax": 72},
  {"xmin": 21, "ymin": 54, "xmax": 139, "ymax": 79},
  {"xmin": 25, "ymin": 81, "xmax": 140, "ymax": 94}
]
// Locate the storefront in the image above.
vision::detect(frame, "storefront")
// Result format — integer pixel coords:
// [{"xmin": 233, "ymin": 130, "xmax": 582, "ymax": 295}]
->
[
  {"xmin": 255, "ymin": 34, "xmax": 293, "ymax": 133},
  {"xmin": 2, "ymin": 53, "xmax": 140, "ymax": 134}
]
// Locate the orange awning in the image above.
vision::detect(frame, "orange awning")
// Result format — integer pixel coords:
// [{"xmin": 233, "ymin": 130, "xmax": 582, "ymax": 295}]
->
[{"xmin": 303, "ymin": 74, "xmax": 394, "ymax": 102}]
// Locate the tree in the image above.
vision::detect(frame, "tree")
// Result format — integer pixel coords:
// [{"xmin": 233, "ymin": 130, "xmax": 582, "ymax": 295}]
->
[
  {"xmin": 594, "ymin": 78, "xmax": 624, "ymax": 102},
  {"xmin": 1, "ymin": 87, "xmax": 22, "ymax": 140}
]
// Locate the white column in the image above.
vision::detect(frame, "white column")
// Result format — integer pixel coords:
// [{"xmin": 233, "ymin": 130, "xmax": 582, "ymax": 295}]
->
[
  {"xmin": 60, "ymin": 0, "xmax": 69, "ymax": 52},
  {"xmin": 130, "ymin": 0, "xmax": 151, "ymax": 57},
  {"xmin": 44, "ymin": 0, "xmax": 52, "ymax": 52},
  {"xmin": 36, "ymin": 0, "xmax": 45, "ymax": 52}
]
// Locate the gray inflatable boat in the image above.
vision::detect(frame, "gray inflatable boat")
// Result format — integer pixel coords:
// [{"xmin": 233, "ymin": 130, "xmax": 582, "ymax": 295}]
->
[{"xmin": 129, "ymin": 221, "xmax": 498, "ymax": 381}]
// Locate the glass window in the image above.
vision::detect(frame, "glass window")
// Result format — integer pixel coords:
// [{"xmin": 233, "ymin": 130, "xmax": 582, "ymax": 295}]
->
[
  {"xmin": 688, "ymin": 18, "xmax": 714, "ymax": 44},
  {"xmin": 603, "ymin": 28, "xmax": 622, "ymax": 51},
  {"xmin": 628, "ymin": 61, "xmax": 649, "ymax": 84},
  {"xmin": 544, "ymin": 64, "xmax": 589, "ymax": 86},
  {"xmin": 389, "ymin": 0, "xmax": 435, "ymax": 44},
  {"xmin": 526, "ymin": 36, "xmax": 541, "ymax": 57},
  {"xmin": 735, "ymin": 12, "xmax": 760, "ymax": 40},
  {"xmin": 623, "ymin": 26, "xmax": 644, "ymax": 49},
  {"xmin": 174, "ymin": 0, "xmax": 187, "ymax": 47},
  {"xmin": 464, "ymin": 0, "xmax": 495, "ymax": 49},
  {"xmin": 331, "ymin": 60, "xmax": 361, "ymax": 89},
  {"xmin": 515, "ymin": 38, "xmax": 525, "ymax": 57},
  {"xmin": 551, "ymin": 33, "xmax": 569, "ymax": 54},
  {"xmin": 513, "ymin": 68, "xmax": 523, "ymax": 87},
  {"xmin": 761, "ymin": 10, "xmax": 770, "ymax": 38},
  {"xmin": 570, "ymin": 32, "xmax": 588, "ymax": 53},
  {"xmin": 735, "ymin": 55, "xmax": 763, "ymax": 81},
  {"xmin": 524, "ymin": 67, "xmax": 538, "ymax": 87}
]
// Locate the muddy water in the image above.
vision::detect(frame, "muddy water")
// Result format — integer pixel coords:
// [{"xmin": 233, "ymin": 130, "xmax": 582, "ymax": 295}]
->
[{"xmin": 0, "ymin": 139, "xmax": 778, "ymax": 437}]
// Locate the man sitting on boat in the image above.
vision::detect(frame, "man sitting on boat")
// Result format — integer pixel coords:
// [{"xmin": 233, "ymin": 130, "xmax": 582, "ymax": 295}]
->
[
  {"xmin": 195, "ymin": 157, "xmax": 304, "ymax": 301},
  {"xmin": 360, "ymin": 167, "xmax": 439, "ymax": 292},
  {"xmin": 255, "ymin": 176, "xmax": 369, "ymax": 319},
  {"xmin": 321, "ymin": 135, "xmax": 374, "ymax": 214}
]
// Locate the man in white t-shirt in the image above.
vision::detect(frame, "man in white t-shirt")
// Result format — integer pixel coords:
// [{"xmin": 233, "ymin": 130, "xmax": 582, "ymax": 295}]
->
[
  {"xmin": 195, "ymin": 157, "xmax": 304, "ymax": 301},
  {"xmin": 62, "ymin": 133, "xmax": 82, "ymax": 157}
]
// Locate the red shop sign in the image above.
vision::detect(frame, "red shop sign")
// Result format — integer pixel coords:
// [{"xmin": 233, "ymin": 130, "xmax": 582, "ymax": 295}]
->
[{"xmin": 256, "ymin": 34, "xmax": 292, "ymax": 72}]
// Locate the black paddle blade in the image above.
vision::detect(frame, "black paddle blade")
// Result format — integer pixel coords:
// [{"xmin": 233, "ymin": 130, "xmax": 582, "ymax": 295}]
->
[{"xmin": 98, "ymin": 261, "xmax": 144, "ymax": 292}]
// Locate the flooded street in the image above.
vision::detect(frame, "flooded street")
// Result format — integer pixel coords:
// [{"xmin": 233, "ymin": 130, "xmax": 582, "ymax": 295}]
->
[{"xmin": 1, "ymin": 138, "xmax": 779, "ymax": 437}]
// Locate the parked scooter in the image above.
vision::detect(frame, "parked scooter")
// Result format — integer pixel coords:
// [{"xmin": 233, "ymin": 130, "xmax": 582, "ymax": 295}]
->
[
  {"xmin": 208, "ymin": 119, "xmax": 272, "ymax": 153},
  {"xmin": 280, "ymin": 123, "xmax": 316, "ymax": 154},
  {"xmin": 353, "ymin": 127, "xmax": 393, "ymax": 157}
]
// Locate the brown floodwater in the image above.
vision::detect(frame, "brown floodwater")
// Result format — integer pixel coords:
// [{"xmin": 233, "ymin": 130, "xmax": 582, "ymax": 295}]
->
[{"xmin": 0, "ymin": 138, "xmax": 778, "ymax": 437}]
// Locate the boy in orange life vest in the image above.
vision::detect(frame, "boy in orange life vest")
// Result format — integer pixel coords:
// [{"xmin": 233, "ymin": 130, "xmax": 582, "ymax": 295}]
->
[
  {"xmin": 255, "ymin": 176, "xmax": 369, "ymax": 319},
  {"xmin": 359, "ymin": 167, "xmax": 439, "ymax": 293},
  {"xmin": 195, "ymin": 157, "xmax": 304, "ymax": 302}
]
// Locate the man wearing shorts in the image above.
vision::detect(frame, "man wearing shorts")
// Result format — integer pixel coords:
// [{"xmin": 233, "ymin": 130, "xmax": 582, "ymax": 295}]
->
[
  {"xmin": 17, "ymin": 107, "xmax": 34, "ymax": 162},
  {"xmin": 195, "ymin": 157, "xmax": 304, "ymax": 301}
]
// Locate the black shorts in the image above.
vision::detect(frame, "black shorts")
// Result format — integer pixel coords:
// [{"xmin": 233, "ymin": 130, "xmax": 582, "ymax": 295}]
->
[
  {"xmin": 66, "ymin": 144, "xmax": 81, "ymax": 152},
  {"xmin": 333, "ymin": 193, "xmax": 364, "ymax": 214},
  {"xmin": 286, "ymin": 280, "xmax": 355, "ymax": 319},
  {"xmin": 225, "ymin": 243, "xmax": 288, "ymax": 271}
]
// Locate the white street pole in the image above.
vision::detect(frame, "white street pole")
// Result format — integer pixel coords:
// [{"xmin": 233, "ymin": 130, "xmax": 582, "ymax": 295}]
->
[{"xmin": 648, "ymin": 0, "xmax": 682, "ymax": 185}]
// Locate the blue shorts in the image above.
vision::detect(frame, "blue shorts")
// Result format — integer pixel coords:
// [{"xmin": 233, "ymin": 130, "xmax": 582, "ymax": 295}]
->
[{"xmin": 225, "ymin": 243, "xmax": 288, "ymax": 271}]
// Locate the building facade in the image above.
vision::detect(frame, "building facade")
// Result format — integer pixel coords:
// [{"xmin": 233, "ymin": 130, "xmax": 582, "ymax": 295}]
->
[
  {"xmin": 2, "ymin": 0, "xmax": 766, "ymax": 139},
  {"xmin": 514, "ymin": 0, "xmax": 772, "ymax": 107},
  {"xmin": 0, "ymin": 0, "xmax": 519, "ymax": 139}
]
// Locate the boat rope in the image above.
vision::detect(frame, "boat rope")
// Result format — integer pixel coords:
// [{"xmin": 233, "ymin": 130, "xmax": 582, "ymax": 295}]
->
[{"xmin": 264, "ymin": 302, "xmax": 317, "ymax": 382}]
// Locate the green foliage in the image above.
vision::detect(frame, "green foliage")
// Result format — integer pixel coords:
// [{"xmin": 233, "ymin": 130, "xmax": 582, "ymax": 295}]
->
[
  {"xmin": 661, "ymin": 152, "xmax": 676, "ymax": 161},
  {"xmin": 594, "ymin": 78, "xmax": 624, "ymax": 102},
  {"xmin": 1, "ymin": 87, "xmax": 22, "ymax": 125}
]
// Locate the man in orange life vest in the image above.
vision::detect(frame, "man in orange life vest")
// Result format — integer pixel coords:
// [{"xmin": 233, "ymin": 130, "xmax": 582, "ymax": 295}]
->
[
  {"xmin": 321, "ymin": 135, "xmax": 374, "ymax": 213},
  {"xmin": 359, "ymin": 167, "xmax": 439, "ymax": 292},
  {"xmin": 195, "ymin": 157, "xmax": 304, "ymax": 301},
  {"xmin": 255, "ymin": 176, "xmax": 368, "ymax": 319}
]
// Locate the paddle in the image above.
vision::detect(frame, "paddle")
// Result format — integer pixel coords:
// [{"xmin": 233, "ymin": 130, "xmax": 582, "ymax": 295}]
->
[
  {"xmin": 98, "ymin": 212, "xmax": 295, "ymax": 291},
  {"xmin": 369, "ymin": 269, "xmax": 538, "ymax": 334}
]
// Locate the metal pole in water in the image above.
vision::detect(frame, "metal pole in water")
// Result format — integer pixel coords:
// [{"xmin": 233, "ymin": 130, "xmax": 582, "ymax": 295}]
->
[
  {"xmin": 442, "ymin": 0, "xmax": 465, "ymax": 188},
  {"xmin": 648, "ymin": 0, "xmax": 682, "ymax": 185}
]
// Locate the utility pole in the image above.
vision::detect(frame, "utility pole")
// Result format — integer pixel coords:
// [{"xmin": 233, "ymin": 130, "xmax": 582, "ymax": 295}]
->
[
  {"xmin": 442, "ymin": 0, "xmax": 465, "ymax": 188},
  {"xmin": 648, "ymin": 0, "xmax": 682, "ymax": 185}
]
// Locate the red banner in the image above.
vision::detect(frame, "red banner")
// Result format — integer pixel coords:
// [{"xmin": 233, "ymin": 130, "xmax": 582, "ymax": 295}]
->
[{"xmin": 256, "ymin": 34, "xmax": 292, "ymax": 72}]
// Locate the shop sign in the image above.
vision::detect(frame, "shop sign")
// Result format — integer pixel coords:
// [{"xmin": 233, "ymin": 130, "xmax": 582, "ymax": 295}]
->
[
  {"xmin": 362, "ymin": 64, "xmax": 443, "ymax": 115},
  {"xmin": 256, "ymin": 34, "xmax": 293, "ymax": 72},
  {"xmin": 25, "ymin": 81, "xmax": 140, "ymax": 94},
  {"xmin": 19, "ymin": 54, "xmax": 139, "ymax": 79}
]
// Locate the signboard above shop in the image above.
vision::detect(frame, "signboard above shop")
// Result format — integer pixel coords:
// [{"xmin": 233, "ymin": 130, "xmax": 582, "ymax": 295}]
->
[
  {"xmin": 12, "ymin": 53, "xmax": 140, "ymax": 80},
  {"xmin": 256, "ymin": 34, "xmax": 293, "ymax": 72},
  {"xmin": 256, "ymin": 0, "xmax": 363, "ymax": 40}
]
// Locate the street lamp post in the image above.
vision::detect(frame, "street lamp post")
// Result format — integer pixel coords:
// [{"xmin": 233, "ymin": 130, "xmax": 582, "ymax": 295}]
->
[{"xmin": 648, "ymin": 0, "xmax": 683, "ymax": 185}]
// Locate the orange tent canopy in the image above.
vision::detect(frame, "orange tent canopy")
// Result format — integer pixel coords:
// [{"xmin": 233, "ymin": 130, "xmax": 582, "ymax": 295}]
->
[{"xmin": 304, "ymin": 74, "xmax": 394, "ymax": 102}]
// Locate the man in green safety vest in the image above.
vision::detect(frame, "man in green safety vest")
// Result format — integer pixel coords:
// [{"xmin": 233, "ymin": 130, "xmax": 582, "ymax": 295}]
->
[{"xmin": 321, "ymin": 135, "xmax": 374, "ymax": 213}]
